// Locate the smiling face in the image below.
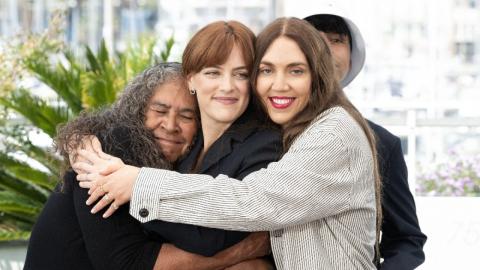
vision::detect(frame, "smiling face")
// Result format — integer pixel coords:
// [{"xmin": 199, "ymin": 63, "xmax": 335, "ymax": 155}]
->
[
  {"xmin": 256, "ymin": 37, "xmax": 312, "ymax": 127},
  {"xmin": 144, "ymin": 80, "xmax": 197, "ymax": 162},
  {"xmin": 188, "ymin": 45, "xmax": 250, "ymax": 128}
]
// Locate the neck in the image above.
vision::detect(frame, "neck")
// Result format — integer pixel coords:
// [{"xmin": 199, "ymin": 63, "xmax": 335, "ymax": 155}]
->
[{"xmin": 200, "ymin": 117, "xmax": 233, "ymax": 155}]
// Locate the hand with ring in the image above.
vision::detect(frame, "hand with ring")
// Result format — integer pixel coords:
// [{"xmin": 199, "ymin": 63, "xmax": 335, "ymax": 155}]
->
[
  {"xmin": 74, "ymin": 149, "xmax": 140, "ymax": 218},
  {"xmin": 73, "ymin": 149, "xmax": 123, "ymax": 193}
]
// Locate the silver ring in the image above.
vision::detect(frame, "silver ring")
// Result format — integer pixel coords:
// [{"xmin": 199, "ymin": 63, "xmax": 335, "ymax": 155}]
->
[
  {"xmin": 99, "ymin": 184, "xmax": 106, "ymax": 193},
  {"xmin": 103, "ymin": 193, "xmax": 110, "ymax": 201},
  {"xmin": 111, "ymin": 202, "xmax": 119, "ymax": 210}
]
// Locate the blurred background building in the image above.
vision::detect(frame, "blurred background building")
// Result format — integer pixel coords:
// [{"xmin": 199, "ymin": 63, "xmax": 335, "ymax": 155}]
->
[{"xmin": 1, "ymin": 0, "xmax": 479, "ymax": 268}]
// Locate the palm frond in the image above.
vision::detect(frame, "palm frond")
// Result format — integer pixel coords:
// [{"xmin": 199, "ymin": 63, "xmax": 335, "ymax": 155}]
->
[
  {"xmin": 161, "ymin": 36, "xmax": 175, "ymax": 62},
  {"xmin": 0, "ymin": 171, "xmax": 50, "ymax": 204},
  {"xmin": 24, "ymin": 54, "xmax": 83, "ymax": 114},
  {"xmin": 0, "ymin": 153, "xmax": 57, "ymax": 191},
  {"xmin": 0, "ymin": 34, "xmax": 175, "ymax": 241},
  {"xmin": 0, "ymin": 191, "xmax": 43, "ymax": 225},
  {"xmin": 81, "ymin": 42, "xmax": 119, "ymax": 109},
  {"xmin": 0, "ymin": 89, "xmax": 69, "ymax": 137},
  {"xmin": 0, "ymin": 229, "xmax": 30, "ymax": 242}
]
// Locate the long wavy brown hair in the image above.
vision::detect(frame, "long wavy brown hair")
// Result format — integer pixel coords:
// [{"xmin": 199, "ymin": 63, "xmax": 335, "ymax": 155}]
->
[
  {"xmin": 251, "ymin": 17, "xmax": 383, "ymax": 262},
  {"xmin": 55, "ymin": 63, "xmax": 189, "ymax": 177}
]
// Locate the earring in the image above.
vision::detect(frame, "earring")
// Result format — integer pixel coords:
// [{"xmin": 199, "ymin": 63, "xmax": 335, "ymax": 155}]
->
[{"xmin": 189, "ymin": 88, "xmax": 196, "ymax": 95}]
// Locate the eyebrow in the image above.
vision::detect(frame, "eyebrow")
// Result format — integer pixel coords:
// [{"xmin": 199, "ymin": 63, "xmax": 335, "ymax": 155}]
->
[
  {"xmin": 207, "ymin": 65, "xmax": 248, "ymax": 71},
  {"xmin": 260, "ymin": 61, "xmax": 308, "ymax": 68},
  {"xmin": 151, "ymin": 102, "xmax": 195, "ymax": 114},
  {"xmin": 287, "ymin": 62, "xmax": 308, "ymax": 68},
  {"xmin": 179, "ymin": 108, "xmax": 196, "ymax": 114},
  {"xmin": 150, "ymin": 102, "xmax": 170, "ymax": 109},
  {"xmin": 233, "ymin": 66, "xmax": 248, "ymax": 71}
]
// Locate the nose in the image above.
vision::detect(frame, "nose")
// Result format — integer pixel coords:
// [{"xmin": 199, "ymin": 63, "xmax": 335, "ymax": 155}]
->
[
  {"xmin": 271, "ymin": 72, "xmax": 288, "ymax": 92},
  {"xmin": 220, "ymin": 75, "xmax": 234, "ymax": 93},
  {"xmin": 161, "ymin": 113, "xmax": 179, "ymax": 133}
]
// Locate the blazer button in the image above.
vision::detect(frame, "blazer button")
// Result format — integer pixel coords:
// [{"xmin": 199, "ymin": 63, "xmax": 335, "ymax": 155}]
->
[{"xmin": 139, "ymin": 208, "xmax": 149, "ymax": 218}]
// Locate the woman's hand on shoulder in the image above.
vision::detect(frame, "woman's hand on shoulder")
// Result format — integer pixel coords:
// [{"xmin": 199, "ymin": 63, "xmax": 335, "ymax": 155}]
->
[
  {"xmin": 68, "ymin": 135, "xmax": 102, "ymax": 174},
  {"xmin": 86, "ymin": 164, "xmax": 140, "ymax": 218},
  {"xmin": 73, "ymin": 147, "xmax": 139, "ymax": 218}
]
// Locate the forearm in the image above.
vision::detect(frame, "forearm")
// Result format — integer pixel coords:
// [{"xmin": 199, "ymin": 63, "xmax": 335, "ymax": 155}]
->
[
  {"xmin": 153, "ymin": 240, "xmax": 265, "ymax": 270},
  {"xmin": 225, "ymin": 259, "xmax": 274, "ymax": 270},
  {"xmin": 131, "ymin": 163, "xmax": 352, "ymax": 231},
  {"xmin": 153, "ymin": 244, "xmax": 228, "ymax": 270},
  {"xmin": 144, "ymin": 220, "xmax": 248, "ymax": 257}
]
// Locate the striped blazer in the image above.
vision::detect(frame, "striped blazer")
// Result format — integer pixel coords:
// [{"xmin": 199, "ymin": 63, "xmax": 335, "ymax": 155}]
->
[{"xmin": 130, "ymin": 107, "xmax": 377, "ymax": 269}]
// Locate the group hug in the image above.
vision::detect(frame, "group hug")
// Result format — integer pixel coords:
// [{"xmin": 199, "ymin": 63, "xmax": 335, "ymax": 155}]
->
[{"xmin": 24, "ymin": 4, "xmax": 426, "ymax": 270}]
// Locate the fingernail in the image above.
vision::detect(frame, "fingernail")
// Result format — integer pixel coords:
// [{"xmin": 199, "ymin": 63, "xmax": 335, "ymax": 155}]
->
[
  {"xmin": 86, "ymin": 200, "xmax": 91, "ymax": 206},
  {"xmin": 91, "ymin": 208, "xmax": 97, "ymax": 214}
]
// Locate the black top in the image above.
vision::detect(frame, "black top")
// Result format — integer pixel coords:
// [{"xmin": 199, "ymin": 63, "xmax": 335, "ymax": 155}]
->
[
  {"xmin": 24, "ymin": 129, "xmax": 163, "ymax": 270},
  {"xmin": 143, "ymin": 112, "xmax": 283, "ymax": 256},
  {"xmin": 368, "ymin": 120, "xmax": 427, "ymax": 269}
]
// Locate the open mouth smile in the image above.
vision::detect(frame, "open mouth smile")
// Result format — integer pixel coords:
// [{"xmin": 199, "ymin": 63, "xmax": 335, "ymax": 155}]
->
[{"xmin": 269, "ymin": 96, "xmax": 295, "ymax": 109}]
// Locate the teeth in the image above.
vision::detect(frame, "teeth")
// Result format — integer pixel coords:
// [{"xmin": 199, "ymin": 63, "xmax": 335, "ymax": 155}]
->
[{"xmin": 272, "ymin": 98, "xmax": 293, "ymax": 105}]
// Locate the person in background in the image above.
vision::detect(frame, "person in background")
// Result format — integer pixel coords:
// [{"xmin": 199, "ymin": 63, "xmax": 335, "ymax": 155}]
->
[{"xmin": 303, "ymin": 4, "xmax": 427, "ymax": 269}]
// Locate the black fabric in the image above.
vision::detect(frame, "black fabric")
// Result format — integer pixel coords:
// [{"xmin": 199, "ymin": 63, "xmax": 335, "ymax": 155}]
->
[
  {"xmin": 368, "ymin": 120, "xmax": 427, "ymax": 270},
  {"xmin": 24, "ymin": 128, "xmax": 163, "ymax": 270},
  {"xmin": 143, "ymin": 112, "xmax": 283, "ymax": 257}
]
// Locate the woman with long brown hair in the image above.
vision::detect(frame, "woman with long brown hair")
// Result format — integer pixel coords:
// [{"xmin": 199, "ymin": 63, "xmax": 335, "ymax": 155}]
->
[{"xmin": 75, "ymin": 17, "xmax": 381, "ymax": 269}]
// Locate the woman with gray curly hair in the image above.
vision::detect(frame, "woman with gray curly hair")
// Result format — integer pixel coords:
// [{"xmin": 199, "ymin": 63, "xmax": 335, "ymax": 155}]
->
[{"xmin": 25, "ymin": 63, "xmax": 268, "ymax": 269}]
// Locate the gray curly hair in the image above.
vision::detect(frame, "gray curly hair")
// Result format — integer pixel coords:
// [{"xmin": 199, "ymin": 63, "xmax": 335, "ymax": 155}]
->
[
  {"xmin": 112, "ymin": 62, "xmax": 191, "ymax": 123},
  {"xmin": 55, "ymin": 62, "xmax": 192, "ymax": 176}
]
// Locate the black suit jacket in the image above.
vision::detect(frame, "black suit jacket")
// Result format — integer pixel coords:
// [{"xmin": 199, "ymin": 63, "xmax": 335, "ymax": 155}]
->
[
  {"xmin": 368, "ymin": 120, "xmax": 427, "ymax": 269},
  {"xmin": 143, "ymin": 112, "xmax": 283, "ymax": 256},
  {"xmin": 24, "ymin": 128, "xmax": 162, "ymax": 270}
]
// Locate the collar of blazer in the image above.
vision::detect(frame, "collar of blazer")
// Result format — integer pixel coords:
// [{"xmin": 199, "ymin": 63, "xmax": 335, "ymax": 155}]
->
[{"xmin": 176, "ymin": 110, "xmax": 262, "ymax": 174}]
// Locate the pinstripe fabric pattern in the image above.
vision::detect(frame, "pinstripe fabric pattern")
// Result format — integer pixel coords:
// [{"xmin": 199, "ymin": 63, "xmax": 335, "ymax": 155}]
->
[{"xmin": 130, "ymin": 106, "xmax": 376, "ymax": 269}]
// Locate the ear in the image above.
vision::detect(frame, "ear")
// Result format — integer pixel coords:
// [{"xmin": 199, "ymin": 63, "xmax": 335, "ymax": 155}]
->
[{"xmin": 186, "ymin": 74, "xmax": 195, "ymax": 90}]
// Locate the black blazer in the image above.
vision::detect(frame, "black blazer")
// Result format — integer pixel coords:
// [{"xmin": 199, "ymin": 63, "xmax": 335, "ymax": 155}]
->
[
  {"xmin": 143, "ymin": 112, "xmax": 283, "ymax": 256},
  {"xmin": 368, "ymin": 120, "xmax": 427, "ymax": 270},
  {"xmin": 24, "ymin": 128, "xmax": 163, "ymax": 270}
]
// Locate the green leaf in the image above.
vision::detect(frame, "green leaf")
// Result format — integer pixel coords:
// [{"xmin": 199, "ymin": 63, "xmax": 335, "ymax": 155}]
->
[
  {"xmin": 0, "ymin": 153, "xmax": 57, "ymax": 190},
  {"xmin": 25, "ymin": 57, "xmax": 83, "ymax": 114},
  {"xmin": 0, "ymin": 89, "xmax": 69, "ymax": 137},
  {"xmin": 161, "ymin": 35, "xmax": 175, "ymax": 62},
  {"xmin": 0, "ymin": 230, "xmax": 30, "ymax": 241},
  {"xmin": 0, "ymin": 191, "xmax": 42, "ymax": 222},
  {"xmin": 0, "ymin": 171, "xmax": 49, "ymax": 204}
]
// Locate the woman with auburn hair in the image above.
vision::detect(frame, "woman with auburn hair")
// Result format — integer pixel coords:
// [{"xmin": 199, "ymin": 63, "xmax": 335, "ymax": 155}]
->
[
  {"xmin": 137, "ymin": 21, "xmax": 281, "ymax": 268},
  {"xmin": 74, "ymin": 17, "xmax": 381, "ymax": 269}
]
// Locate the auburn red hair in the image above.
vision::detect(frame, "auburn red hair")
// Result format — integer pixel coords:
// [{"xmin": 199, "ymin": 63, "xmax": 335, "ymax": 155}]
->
[{"xmin": 182, "ymin": 21, "xmax": 256, "ymax": 76}]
